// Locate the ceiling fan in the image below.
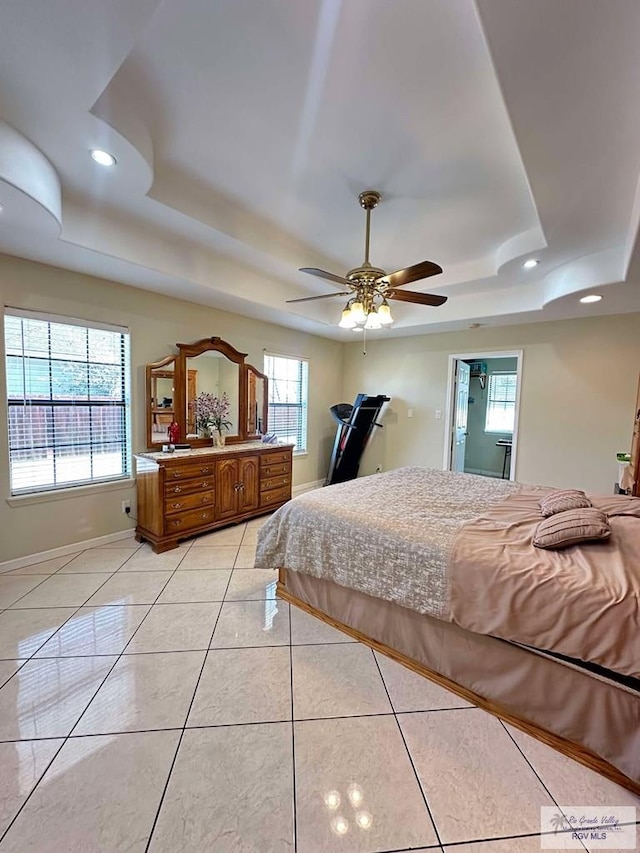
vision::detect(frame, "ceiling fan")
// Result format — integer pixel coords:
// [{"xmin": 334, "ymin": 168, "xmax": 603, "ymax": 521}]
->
[{"xmin": 287, "ymin": 190, "xmax": 447, "ymax": 329}]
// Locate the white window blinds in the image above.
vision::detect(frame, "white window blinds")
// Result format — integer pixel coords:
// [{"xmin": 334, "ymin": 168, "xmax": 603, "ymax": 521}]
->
[
  {"xmin": 264, "ymin": 353, "xmax": 308, "ymax": 452},
  {"xmin": 485, "ymin": 372, "xmax": 517, "ymax": 433},
  {"xmin": 4, "ymin": 309, "xmax": 131, "ymax": 495}
]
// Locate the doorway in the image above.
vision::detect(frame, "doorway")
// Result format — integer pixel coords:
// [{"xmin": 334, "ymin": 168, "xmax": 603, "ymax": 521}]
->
[{"xmin": 443, "ymin": 350, "xmax": 523, "ymax": 480}]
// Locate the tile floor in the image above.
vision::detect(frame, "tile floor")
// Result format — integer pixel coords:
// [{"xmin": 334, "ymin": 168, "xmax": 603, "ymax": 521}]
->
[{"xmin": 0, "ymin": 517, "xmax": 637, "ymax": 852}]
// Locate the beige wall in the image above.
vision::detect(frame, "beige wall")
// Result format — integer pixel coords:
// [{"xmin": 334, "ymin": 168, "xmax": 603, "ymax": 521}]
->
[
  {"xmin": 343, "ymin": 313, "xmax": 640, "ymax": 493},
  {"xmin": 2, "ymin": 250, "xmax": 638, "ymax": 563},
  {"xmin": 0, "ymin": 254, "xmax": 343, "ymax": 561}
]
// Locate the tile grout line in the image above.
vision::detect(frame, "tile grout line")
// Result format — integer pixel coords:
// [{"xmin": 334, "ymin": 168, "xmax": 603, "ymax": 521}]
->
[
  {"xmin": 3, "ymin": 546, "xmax": 108, "ymax": 580},
  {"xmin": 0, "ymin": 707, "xmax": 477, "ymax": 743},
  {"xmin": 0, "ymin": 544, "xmax": 192, "ymax": 846},
  {"xmin": 370, "ymin": 648, "xmax": 445, "ymax": 850},
  {"xmin": 0, "ymin": 659, "xmax": 28, "ymax": 691},
  {"xmin": 498, "ymin": 719, "xmax": 591, "ymax": 853},
  {"xmin": 0, "ymin": 554, "xmax": 148, "ymax": 687},
  {"xmin": 288, "ymin": 602, "xmax": 298, "ymax": 853},
  {"xmin": 1, "ymin": 568, "xmax": 69, "ymax": 610},
  {"xmin": 143, "ymin": 561, "xmax": 236, "ymax": 852}
]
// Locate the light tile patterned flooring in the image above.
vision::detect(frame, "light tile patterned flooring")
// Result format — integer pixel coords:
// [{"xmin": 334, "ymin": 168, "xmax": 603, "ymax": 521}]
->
[{"xmin": 0, "ymin": 517, "xmax": 637, "ymax": 852}]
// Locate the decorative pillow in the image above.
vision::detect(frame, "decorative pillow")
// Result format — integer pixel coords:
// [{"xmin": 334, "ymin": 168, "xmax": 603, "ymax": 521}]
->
[
  {"xmin": 539, "ymin": 489, "xmax": 592, "ymax": 517},
  {"xmin": 533, "ymin": 508, "xmax": 611, "ymax": 550}
]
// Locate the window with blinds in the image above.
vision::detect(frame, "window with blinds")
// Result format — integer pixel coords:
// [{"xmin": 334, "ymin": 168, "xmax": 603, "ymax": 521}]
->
[
  {"xmin": 485, "ymin": 372, "xmax": 517, "ymax": 433},
  {"xmin": 4, "ymin": 309, "xmax": 131, "ymax": 496},
  {"xmin": 263, "ymin": 353, "xmax": 308, "ymax": 452}
]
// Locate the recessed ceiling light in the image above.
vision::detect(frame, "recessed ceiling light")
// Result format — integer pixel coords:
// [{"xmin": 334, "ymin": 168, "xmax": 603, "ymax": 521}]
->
[
  {"xmin": 522, "ymin": 259, "xmax": 539, "ymax": 269},
  {"xmin": 579, "ymin": 294, "xmax": 602, "ymax": 304},
  {"xmin": 90, "ymin": 149, "xmax": 117, "ymax": 166}
]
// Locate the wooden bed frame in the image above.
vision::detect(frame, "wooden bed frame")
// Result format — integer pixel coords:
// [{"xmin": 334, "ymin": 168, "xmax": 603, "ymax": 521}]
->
[{"xmin": 277, "ymin": 569, "xmax": 640, "ymax": 797}]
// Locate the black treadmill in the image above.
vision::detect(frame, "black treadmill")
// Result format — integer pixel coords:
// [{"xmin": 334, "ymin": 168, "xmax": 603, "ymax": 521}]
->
[{"xmin": 326, "ymin": 394, "xmax": 390, "ymax": 486}]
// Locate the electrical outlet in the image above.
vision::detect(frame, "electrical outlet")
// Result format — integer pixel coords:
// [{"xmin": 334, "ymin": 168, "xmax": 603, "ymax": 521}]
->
[
  {"xmin": 121, "ymin": 500, "xmax": 131, "ymax": 514},
  {"xmin": 375, "ymin": 465, "xmax": 383, "ymax": 473}
]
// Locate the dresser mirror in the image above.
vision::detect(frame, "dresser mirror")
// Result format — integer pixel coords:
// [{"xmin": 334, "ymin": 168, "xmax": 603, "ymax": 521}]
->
[
  {"xmin": 185, "ymin": 353, "xmax": 240, "ymax": 439},
  {"xmin": 145, "ymin": 337, "xmax": 268, "ymax": 448},
  {"xmin": 246, "ymin": 365, "xmax": 268, "ymax": 438},
  {"xmin": 146, "ymin": 356, "xmax": 176, "ymax": 446}
]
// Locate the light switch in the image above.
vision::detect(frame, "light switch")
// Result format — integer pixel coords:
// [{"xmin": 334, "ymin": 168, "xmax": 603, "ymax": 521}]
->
[
  {"xmin": 407, "ymin": 408, "xmax": 413, "ymax": 418},
  {"xmin": 435, "ymin": 409, "xmax": 442, "ymax": 419}
]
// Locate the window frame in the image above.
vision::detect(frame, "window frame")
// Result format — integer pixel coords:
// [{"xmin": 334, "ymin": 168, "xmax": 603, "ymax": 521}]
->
[
  {"xmin": 263, "ymin": 352, "xmax": 309, "ymax": 454},
  {"xmin": 484, "ymin": 371, "xmax": 518, "ymax": 434},
  {"xmin": 4, "ymin": 307, "xmax": 132, "ymax": 497}
]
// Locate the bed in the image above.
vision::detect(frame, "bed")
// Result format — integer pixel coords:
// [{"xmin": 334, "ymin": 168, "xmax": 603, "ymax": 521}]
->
[{"xmin": 255, "ymin": 467, "xmax": 640, "ymax": 794}]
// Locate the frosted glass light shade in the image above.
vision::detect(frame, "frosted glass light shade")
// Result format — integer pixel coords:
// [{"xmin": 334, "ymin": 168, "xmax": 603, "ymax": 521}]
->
[
  {"xmin": 338, "ymin": 307, "xmax": 356, "ymax": 328},
  {"xmin": 377, "ymin": 303, "xmax": 393, "ymax": 324},
  {"xmin": 350, "ymin": 301, "xmax": 366, "ymax": 323},
  {"xmin": 364, "ymin": 311, "xmax": 381, "ymax": 329}
]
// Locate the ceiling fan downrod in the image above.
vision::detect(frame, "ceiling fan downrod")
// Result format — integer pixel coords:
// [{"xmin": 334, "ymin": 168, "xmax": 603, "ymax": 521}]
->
[{"xmin": 358, "ymin": 190, "xmax": 381, "ymax": 268}]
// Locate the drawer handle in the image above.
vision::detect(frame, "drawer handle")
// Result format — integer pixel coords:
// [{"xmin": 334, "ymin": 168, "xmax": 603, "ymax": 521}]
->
[
  {"xmin": 201, "ymin": 496, "xmax": 210, "ymax": 504},
  {"xmin": 169, "ymin": 519, "xmax": 183, "ymax": 528},
  {"xmin": 170, "ymin": 502, "xmax": 183, "ymax": 509},
  {"xmin": 200, "ymin": 467, "xmax": 211, "ymax": 474},
  {"xmin": 200, "ymin": 481, "xmax": 210, "ymax": 488},
  {"xmin": 171, "ymin": 486, "xmax": 182, "ymax": 494},
  {"xmin": 199, "ymin": 512, "xmax": 211, "ymax": 520}
]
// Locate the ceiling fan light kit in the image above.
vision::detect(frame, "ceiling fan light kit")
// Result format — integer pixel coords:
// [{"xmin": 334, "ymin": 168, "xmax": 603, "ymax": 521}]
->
[{"xmin": 289, "ymin": 190, "xmax": 447, "ymax": 330}]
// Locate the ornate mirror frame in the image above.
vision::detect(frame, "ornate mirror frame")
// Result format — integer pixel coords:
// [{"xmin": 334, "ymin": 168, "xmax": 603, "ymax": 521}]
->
[
  {"xmin": 145, "ymin": 355, "xmax": 177, "ymax": 449},
  {"xmin": 246, "ymin": 364, "xmax": 269, "ymax": 441},
  {"xmin": 145, "ymin": 337, "xmax": 269, "ymax": 448}
]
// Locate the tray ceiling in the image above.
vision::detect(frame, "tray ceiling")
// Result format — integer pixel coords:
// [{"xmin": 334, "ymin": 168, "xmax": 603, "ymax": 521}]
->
[{"xmin": 1, "ymin": 0, "xmax": 640, "ymax": 338}]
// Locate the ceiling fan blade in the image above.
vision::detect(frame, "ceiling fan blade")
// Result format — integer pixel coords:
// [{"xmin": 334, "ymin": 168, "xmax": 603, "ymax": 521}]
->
[
  {"xmin": 299, "ymin": 267, "xmax": 353, "ymax": 287},
  {"xmin": 388, "ymin": 289, "xmax": 448, "ymax": 307},
  {"xmin": 286, "ymin": 291, "xmax": 351, "ymax": 304},
  {"xmin": 379, "ymin": 260, "xmax": 443, "ymax": 289}
]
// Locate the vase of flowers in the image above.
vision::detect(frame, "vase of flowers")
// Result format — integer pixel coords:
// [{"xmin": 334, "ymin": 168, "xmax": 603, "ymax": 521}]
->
[{"xmin": 193, "ymin": 391, "xmax": 232, "ymax": 444}]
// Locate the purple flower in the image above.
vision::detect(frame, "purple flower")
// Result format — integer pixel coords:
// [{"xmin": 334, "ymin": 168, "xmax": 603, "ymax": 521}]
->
[{"xmin": 194, "ymin": 392, "xmax": 232, "ymax": 434}]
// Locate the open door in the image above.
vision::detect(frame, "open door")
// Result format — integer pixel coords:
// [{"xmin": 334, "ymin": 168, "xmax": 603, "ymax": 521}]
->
[
  {"xmin": 451, "ymin": 360, "xmax": 470, "ymax": 472},
  {"xmin": 444, "ymin": 350, "xmax": 522, "ymax": 480}
]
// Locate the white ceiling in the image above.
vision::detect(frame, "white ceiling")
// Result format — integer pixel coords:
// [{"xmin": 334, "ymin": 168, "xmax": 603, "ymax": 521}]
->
[{"xmin": 1, "ymin": 0, "xmax": 640, "ymax": 339}]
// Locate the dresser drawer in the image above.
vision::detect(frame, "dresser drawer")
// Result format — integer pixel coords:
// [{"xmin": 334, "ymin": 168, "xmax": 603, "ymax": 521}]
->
[
  {"xmin": 260, "ymin": 485, "xmax": 291, "ymax": 508},
  {"xmin": 260, "ymin": 474, "xmax": 291, "ymax": 493},
  {"xmin": 164, "ymin": 505, "xmax": 216, "ymax": 534},
  {"xmin": 260, "ymin": 450, "xmax": 292, "ymax": 467},
  {"xmin": 164, "ymin": 477, "xmax": 214, "ymax": 498},
  {"xmin": 260, "ymin": 462, "xmax": 290, "ymax": 477},
  {"xmin": 163, "ymin": 462, "xmax": 215, "ymax": 482},
  {"xmin": 164, "ymin": 490, "xmax": 215, "ymax": 515}
]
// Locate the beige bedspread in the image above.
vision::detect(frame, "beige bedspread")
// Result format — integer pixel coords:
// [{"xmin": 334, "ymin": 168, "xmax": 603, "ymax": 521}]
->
[
  {"xmin": 258, "ymin": 466, "xmax": 640, "ymax": 679},
  {"xmin": 449, "ymin": 489, "xmax": 640, "ymax": 678},
  {"xmin": 256, "ymin": 467, "xmax": 522, "ymax": 619}
]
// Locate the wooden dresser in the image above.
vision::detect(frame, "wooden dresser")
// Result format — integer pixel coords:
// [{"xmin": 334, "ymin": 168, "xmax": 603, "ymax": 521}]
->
[{"xmin": 135, "ymin": 442, "xmax": 294, "ymax": 552}]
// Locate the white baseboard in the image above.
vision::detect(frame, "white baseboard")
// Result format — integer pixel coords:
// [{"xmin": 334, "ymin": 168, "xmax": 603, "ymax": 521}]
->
[
  {"xmin": 0, "ymin": 529, "xmax": 137, "ymax": 574},
  {"xmin": 1, "ymin": 480, "xmax": 325, "ymax": 573},
  {"xmin": 464, "ymin": 467, "xmax": 504, "ymax": 479}
]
